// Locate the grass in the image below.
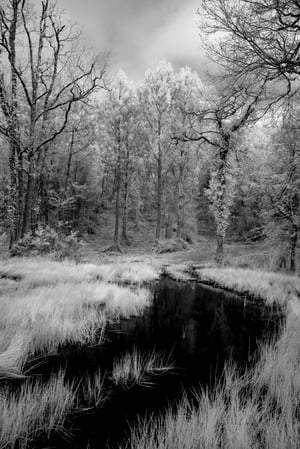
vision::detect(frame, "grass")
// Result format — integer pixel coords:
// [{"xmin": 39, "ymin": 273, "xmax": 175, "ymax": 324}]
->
[
  {"xmin": 127, "ymin": 314, "xmax": 300, "ymax": 449},
  {"xmin": 196, "ymin": 267, "xmax": 300, "ymax": 306},
  {"xmin": 0, "ymin": 369, "xmax": 76, "ymax": 449},
  {"xmin": 112, "ymin": 348, "xmax": 175, "ymax": 389},
  {"xmin": 82, "ymin": 370, "xmax": 107, "ymax": 409},
  {"xmin": 0, "ymin": 259, "xmax": 152, "ymax": 376},
  {"xmin": 0, "ymin": 258, "xmax": 159, "ymax": 287}
]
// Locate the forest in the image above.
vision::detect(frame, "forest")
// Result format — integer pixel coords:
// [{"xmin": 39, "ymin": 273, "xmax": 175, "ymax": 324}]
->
[{"xmin": 0, "ymin": 0, "xmax": 298, "ymax": 270}]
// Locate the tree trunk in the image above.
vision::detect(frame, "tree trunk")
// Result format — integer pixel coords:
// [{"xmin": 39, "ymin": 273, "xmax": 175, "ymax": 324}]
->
[
  {"xmin": 65, "ymin": 128, "xmax": 75, "ymax": 187},
  {"xmin": 22, "ymin": 166, "xmax": 35, "ymax": 235},
  {"xmin": 121, "ymin": 139, "xmax": 130, "ymax": 244},
  {"xmin": 155, "ymin": 130, "xmax": 162, "ymax": 241},
  {"xmin": 215, "ymin": 234, "xmax": 224, "ymax": 264},
  {"xmin": 110, "ymin": 118, "xmax": 122, "ymax": 253},
  {"xmin": 121, "ymin": 181, "xmax": 129, "ymax": 244},
  {"xmin": 165, "ymin": 213, "xmax": 172, "ymax": 239},
  {"xmin": 290, "ymin": 225, "xmax": 298, "ymax": 272},
  {"xmin": 177, "ymin": 179, "xmax": 185, "ymax": 238},
  {"xmin": 7, "ymin": 1, "xmax": 20, "ymax": 248},
  {"xmin": 8, "ymin": 147, "xmax": 18, "ymax": 247},
  {"xmin": 134, "ymin": 189, "xmax": 141, "ymax": 230}
]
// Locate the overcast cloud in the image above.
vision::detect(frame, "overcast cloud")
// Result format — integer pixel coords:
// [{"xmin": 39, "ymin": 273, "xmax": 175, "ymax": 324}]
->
[{"xmin": 53, "ymin": 0, "xmax": 208, "ymax": 80}]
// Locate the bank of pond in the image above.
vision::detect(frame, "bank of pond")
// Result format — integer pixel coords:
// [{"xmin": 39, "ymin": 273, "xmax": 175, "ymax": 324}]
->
[{"xmin": 1, "ymin": 276, "xmax": 297, "ymax": 449}]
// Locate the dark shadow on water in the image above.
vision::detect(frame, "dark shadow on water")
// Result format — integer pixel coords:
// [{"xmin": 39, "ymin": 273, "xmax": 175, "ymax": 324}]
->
[{"xmin": 26, "ymin": 279, "xmax": 283, "ymax": 449}]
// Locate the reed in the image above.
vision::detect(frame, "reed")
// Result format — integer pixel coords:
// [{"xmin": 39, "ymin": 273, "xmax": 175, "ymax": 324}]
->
[
  {"xmin": 81, "ymin": 370, "xmax": 108, "ymax": 409},
  {"xmin": 112, "ymin": 348, "xmax": 175, "ymax": 388},
  {"xmin": 0, "ymin": 370, "xmax": 76, "ymax": 449}
]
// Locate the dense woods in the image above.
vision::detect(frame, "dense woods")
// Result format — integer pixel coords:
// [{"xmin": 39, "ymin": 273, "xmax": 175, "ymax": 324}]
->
[{"xmin": 0, "ymin": 0, "xmax": 299, "ymax": 270}]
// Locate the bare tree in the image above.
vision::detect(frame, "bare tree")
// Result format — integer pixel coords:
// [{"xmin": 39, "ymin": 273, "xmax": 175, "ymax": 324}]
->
[
  {"xmin": 199, "ymin": 0, "xmax": 300, "ymax": 98},
  {"xmin": 0, "ymin": 0, "xmax": 107, "ymax": 246}
]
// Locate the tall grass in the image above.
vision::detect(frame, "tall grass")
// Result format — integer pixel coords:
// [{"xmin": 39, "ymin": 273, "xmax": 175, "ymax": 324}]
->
[
  {"xmin": 0, "ymin": 258, "xmax": 158, "ymax": 287},
  {"xmin": 197, "ymin": 267, "xmax": 300, "ymax": 306},
  {"xmin": 112, "ymin": 348, "xmax": 175, "ymax": 388},
  {"xmin": 82, "ymin": 369, "xmax": 108, "ymax": 408},
  {"xmin": 127, "ymin": 314, "xmax": 300, "ymax": 449},
  {"xmin": 0, "ymin": 370, "xmax": 76, "ymax": 449},
  {"xmin": 0, "ymin": 260, "xmax": 152, "ymax": 376}
]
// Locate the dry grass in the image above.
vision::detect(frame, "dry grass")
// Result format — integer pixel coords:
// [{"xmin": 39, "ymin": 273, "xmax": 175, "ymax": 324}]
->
[
  {"xmin": 0, "ymin": 369, "xmax": 76, "ymax": 449},
  {"xmin": 197, "ymin": 267, "xmax": 300, "ymax": 306},
  {"xmin": 127, "ymin": 315, "xmax": 300, "ymax": 449},
  {"xmin": 112, "ymin": 348, "xmax": 175, "ymax": 389},
  {"xmin": 0, "ymin": 258, "xmax": 159, "ymax": 287},
  {"xmin": 0, "ymin": 259, "xmax": 152, "ymax": 376},
  {"xmin": 82, "ymin": 370, "xmax": 107, "ymax": 409}
]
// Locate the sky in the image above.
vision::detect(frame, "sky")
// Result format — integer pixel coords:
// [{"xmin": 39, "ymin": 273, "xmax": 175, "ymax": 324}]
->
[{"xmin": 54, "ymin": 0, "xmax": 209, "ymax": 81}]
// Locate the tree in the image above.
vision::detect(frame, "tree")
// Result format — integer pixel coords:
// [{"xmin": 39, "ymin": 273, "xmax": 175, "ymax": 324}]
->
[
  {"xmin": 171, "ymin": 66, "xmax": 206, "ymax": 240},
  {"xmin": 98, "ymin": 70, "xmax": 136, "ymax": 251},
  {"xmin": 182, "ymin": 83, "xmax": 266, "ymax": 262},
  {"xmin": 199, "ymin": 0, "xmax": 300, "ymax": 99},
  {"xmin": 263, "ymin": 106, "xmax": 299, "ymax": 271},
  {"xmin": 0, "ymin": 0, "xmax": 106, "ymax": 246},
  {"xmin": 139, "ymin": 60, "xmax": 175, "ymax": 241}
]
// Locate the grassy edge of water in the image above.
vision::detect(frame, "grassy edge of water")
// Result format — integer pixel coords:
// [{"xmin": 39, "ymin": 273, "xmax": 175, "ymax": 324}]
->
[
  {"xmin": 126, "ymin": 266, "xmax": 300, "ymax": 449},
  {"xmin": 1, "ymin": 258, "xmax": 300, "ymax": 449},
  {"xmin": 127, "ymin": 310, "xmax": 300, "ymax": 449}
]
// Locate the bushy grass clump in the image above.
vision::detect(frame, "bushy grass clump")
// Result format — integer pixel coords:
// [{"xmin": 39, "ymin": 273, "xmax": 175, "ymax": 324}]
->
[
  {"xmin": 197, "ymin": 267, "xmax": 300, "ymax": 306},
  {"xmin": 0, "ymin": 370, "xmax": 76, "ymax": 449},
  {"xmin": 112, "ymin": 348, "xmax": 175, "ymax": 389}
]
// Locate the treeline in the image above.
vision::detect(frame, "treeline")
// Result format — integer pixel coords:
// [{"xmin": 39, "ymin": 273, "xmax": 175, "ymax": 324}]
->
[{"xmin": 0, "ymin": 0, "xmax": 299, "ymax": 269}]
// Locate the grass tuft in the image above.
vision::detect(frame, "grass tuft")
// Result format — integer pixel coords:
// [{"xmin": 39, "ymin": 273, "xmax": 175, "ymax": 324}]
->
[
  {"xmin": 0, "ymin": 370, "xmax": 76, "ymax": 449},
  {"xmin": 112, "ymin": 348, "xmax": 175, "ymax": 389}
]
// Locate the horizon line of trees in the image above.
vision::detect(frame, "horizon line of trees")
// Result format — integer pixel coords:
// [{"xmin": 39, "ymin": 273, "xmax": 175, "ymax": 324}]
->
[{"xmin": 0, "ymin": 0, "xmax": 299, "ymax": 270}]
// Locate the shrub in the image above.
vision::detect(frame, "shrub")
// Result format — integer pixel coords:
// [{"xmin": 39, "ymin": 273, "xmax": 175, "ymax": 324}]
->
[
  {"xmin": 10, "ymin": 225, "xmax": 82, "ymax": 260},
  {"xmin": 153, "ymin": 238, "xmax": 189, "ymax": 254}
]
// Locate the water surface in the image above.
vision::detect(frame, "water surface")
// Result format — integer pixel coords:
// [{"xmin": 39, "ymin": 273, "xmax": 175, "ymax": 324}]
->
[{"xmin": 29, "ymin": 279, "xmax": 282, "ymax": 449}]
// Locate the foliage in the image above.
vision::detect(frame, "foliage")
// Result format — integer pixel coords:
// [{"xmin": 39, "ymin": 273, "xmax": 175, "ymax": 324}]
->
[
  {"xmin": 10, "ymin": 225, "xmax": 82, "ymax": 260},
  {"xmin": 153, "ymin": 238, "xmax": 189, "ymax": 254}
]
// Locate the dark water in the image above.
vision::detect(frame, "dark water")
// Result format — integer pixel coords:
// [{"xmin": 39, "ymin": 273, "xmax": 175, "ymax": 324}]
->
[{"xmin": 28, "ymin": 280, "xmax": 282, "ymax": 449}]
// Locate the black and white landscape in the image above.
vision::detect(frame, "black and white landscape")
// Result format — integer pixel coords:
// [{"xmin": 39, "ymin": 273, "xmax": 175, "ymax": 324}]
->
[{"xmin": 0, "ymin": 0, "xmax": 299, "ymax": 448}]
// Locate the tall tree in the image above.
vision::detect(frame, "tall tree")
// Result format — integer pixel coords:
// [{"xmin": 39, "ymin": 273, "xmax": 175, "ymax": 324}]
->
[
  {"xmin": 182, "ymin": 84, "xmax": 265, "ymax": 262},
  {"xmin": 98, "ymin": 70, "xmax": 136, "ymax": 251},
  {"xmin": 139, "ymin": 60, "xmax": 175, "ymax": 241},
  {"xmin": 0, "ymin": 0, "xmax": 106, "ymax": 246}
]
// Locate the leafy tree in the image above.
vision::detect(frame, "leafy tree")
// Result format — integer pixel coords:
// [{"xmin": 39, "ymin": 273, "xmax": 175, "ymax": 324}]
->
[
  {"xmin": 98, "ymin": 70, "xmax": 136, "ymax": 251},
  {"xmin": 138, "ymin": 60, "xmax": 175, "ymax": 241}
]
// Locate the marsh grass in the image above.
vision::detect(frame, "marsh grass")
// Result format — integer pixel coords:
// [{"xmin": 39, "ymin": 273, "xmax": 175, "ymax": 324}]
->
[
  {"xmin": 0, "ymin": 259, "xmax": 152, "ymax": 376},
  {"xmin": 127, "ymin": 314, "xmax": 300, "ymax": 449},
  {"xmin": 82, "ymin": 370, "xmax": 108, "ymax": 409},
  {"xmin": 197, "ymin": 267, "xmax": 300, "ymax": 306},
  {"xmin": 112, "ymin": 348, "xmax": 175, "ymax": 388},
  {"xmin": 0, "ymin": 258, "xmax": 158, "ymax": 288},
  {"xmin": 0, "ymin": 369, "xmax": 76, "ymax": 449}
]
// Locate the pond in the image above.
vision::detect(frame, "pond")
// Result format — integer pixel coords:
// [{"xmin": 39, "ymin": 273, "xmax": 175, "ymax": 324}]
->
[{"xmin": 28, "ymin": 279, "xmax": 282, "ymax": 449}]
